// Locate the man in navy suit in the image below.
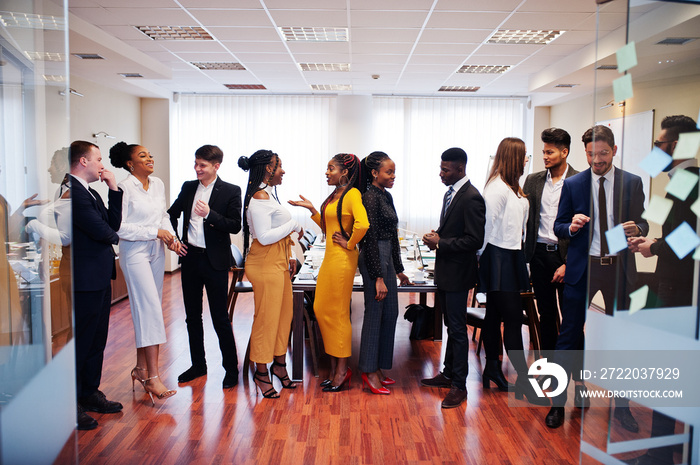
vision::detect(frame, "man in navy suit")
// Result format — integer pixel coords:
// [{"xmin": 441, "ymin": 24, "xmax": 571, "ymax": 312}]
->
[
  {"xmin": 545, "ymin": 125, "xmax": 648, "ymax": 429},
  {"xmin": 421, "ymin": 147, "xmax": 486, "ymax": 409},
  {"xmin": 169, "ymin": 145, "xmax": 242, "ymax": 389},
  {"xmin": 69, "ymin": 140, "xmax": 124, "ymax": 430}
]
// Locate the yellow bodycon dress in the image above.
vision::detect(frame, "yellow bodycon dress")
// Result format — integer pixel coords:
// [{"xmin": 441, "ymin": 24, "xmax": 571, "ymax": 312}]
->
[{"xmin": 311, "ymin": 188, "xmax": 369, "ymax": 358}]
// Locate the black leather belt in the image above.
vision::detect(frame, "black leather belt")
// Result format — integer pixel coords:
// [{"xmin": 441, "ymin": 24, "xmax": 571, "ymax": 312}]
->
[
  {"xmin": 187, "ymin": 244, "xmax": 206, "ymax": 253},
  {"xmin": 590, "ymin": 256, "xmax": 616, "ymax": 265},
  {"xmin": 537, "ymin": 243, "xmax": 558, "ymax": 252}
]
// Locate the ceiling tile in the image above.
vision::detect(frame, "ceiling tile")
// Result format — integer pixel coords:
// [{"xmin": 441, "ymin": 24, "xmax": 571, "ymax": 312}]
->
[
  {"xmin": 352, "ymin": 42, "xmax": 414, "ymax": 54},
  {"xmin": 351, "ymin": 28, "xmax": 419, "ymax": 43},
  {"xmin": 419, "ymin": 29, "xmax": 492, "ymax": 44},
  {"xmin": 190, "ymin": 9, "xmax": 272, "ymax": 27},
  {"xmin": 222, "ymin": 41, "xmax": 289, "ymax": 53},
  {"xmin": 206, "ymin": 27, "xmax": 281, "ymax": 41},
  {"xmin": 286, "ymin": 42, "xmax": 350, "ymax": 54},
  {"xmin": 234, "ymin": 53, "xmax": 294, "ymax": 63},
  {"xmin": 268, "ymin": 10, "xmax": 348, "ymax": 27},
  {"xmin": 433, "ymin": 0, "xmax": 521, "ymax": 11},
  {"xmin": 172, "ymin": 52, "xmax": 235, "ymax": 62},
  {"xmin": 426, "ymin": 12, "xmax": 509, "ymax": 29},
  {"xmin": 502, "ymin": 12, "xmax": 593, "ymax": 30},
  {"xmin": 265, "ymin": 0, "xmax": 347, "ymax": 9},
  {"xmin": 351, "ymin": 11, "xmax": 429, "ymax": 28},
  {"xmin": 158, "ymin": 42, "xmax": 228, "ymax": 53},
  {"xmin": 413, "ymin": 43, "xmax": 479, "ymax": 55}
]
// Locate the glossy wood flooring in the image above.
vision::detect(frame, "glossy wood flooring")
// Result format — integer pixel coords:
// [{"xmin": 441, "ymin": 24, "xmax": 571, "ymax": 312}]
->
[{"xmin": 56, "ymin": 271, "xmax": 586, "ymax": 465}]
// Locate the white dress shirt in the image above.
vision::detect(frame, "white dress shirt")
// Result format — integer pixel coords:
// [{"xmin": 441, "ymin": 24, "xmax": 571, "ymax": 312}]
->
[
  {"xmin": 247, "ymin": 185, "xmax": 301, "ymax": 250},
  {"xmin": 481, "ymin": 176, "xmax": 529, "ymax": 252},
  {"xmin": 589, "ymin": 166, "xmax": 616, "ymax": 257},
  {"xmin": 187, "ymin": 177, "xmax": 216, "ymax": 248},
  {"xmin": 117, "ymin": 174, "xmax": 174, "ymax": 241},
  {"xmin": 537, "ymin": 165, "xmax": 569, "ymax": 245}
]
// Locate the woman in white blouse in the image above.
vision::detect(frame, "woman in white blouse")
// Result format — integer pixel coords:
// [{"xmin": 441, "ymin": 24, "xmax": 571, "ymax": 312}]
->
[
  {"xmin": 479, "ymin": 137, "xmax": 547, "ymax": 406},
  {"xmin": 238, "ymin": 150, "xmax": 302, "ymax": 398},
  {"xmin": 109, "ymin": 142, "xmax": 181, "ymax": 404}
]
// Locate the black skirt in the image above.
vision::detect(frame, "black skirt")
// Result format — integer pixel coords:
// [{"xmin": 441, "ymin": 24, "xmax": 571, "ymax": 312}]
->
[{"xmin": 478, "ymin": 243, "xmax": 531, "ymax": 293}]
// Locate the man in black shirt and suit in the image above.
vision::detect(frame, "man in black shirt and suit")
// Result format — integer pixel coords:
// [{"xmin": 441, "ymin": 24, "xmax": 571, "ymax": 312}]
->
[
  {"xmin": 421, "ymin": 147, "xmax": 486, "ymax": 409},
  {"xmin": 169, "ymin": 145, "xmax": 242, "ymax": 389},
  {"xmin": 69, "ymin": 140, "xmax": 124, "ymax": 430}
]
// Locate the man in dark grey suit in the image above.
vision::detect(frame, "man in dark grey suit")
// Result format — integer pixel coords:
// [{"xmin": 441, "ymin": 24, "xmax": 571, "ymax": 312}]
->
[
  {"xmin": 523, "ymin": 128, "xmax": 578, "ymax": 353},
  {"xmin": 421, "ymin": 147, "xmax": 485, "ymax": 409}
]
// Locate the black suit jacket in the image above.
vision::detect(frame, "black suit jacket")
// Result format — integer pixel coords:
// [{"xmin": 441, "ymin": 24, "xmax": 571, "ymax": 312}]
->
[
  {"xmin": 168, "ymin": 177, "xmax": 242, "ymax": 271},
  {"xmin": 71, "ymin": 178, "xmax": 123, "ymax": 292},
  {"xmin": 434, "ymin": 179, "xmax": 486, "ymax": 292},
  {"xmin": 523, "ymin": 164, "xmax": 579, "ymax": 262}
]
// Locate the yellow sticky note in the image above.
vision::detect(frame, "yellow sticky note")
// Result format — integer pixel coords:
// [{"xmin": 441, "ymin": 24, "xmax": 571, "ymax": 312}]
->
[
  {"xmin": 642, "ymin": 195, "xmax": 674, "ymax": 225},
  {"xmin": 665, "ymin": 169, "xmax": 699, "ymax": 201},
  {"xmin": 673, "ymin": 132, "xmax": 700, "ymax": 160},
  {"xmin": 616, "ymin": 42, "xmax": 638, "ymax": 73},
  {"xmin": 613, "ymin": 74, "xmax": 633, "ymax": 103},
  {"xmin": 629, "ymin": 285, "xmax": 649, "ymax": 315}
]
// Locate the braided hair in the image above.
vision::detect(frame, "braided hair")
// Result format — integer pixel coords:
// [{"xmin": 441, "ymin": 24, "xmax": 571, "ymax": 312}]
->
[
  {"xmin": 359, "ymin": 151, "xmax": 390, "ymax": 193},
  {"xmin": 109, "ymin": 141, "xmax": 139, "ymax": 172},
  {"xmin": 238, "ymin": 149, "xmax": 279, "ymax": 257},
  {"xmin": 320, "ymin": 153, "xmax": 361, "ymax": 240}
]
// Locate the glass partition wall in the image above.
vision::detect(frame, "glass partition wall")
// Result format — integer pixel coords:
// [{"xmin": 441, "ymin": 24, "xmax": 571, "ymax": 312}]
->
[{"xmin": 581, "ymin": 0, "xmax": 700, "ymax": 463}]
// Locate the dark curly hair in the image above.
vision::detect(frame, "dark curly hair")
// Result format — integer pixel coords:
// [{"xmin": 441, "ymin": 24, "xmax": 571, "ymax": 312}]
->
[
  {"xmin": 359, "ymin": 151, "xmax": 390, "ymax": 193},
  {"xmin": 109, "ymin": 141, "xmax": 139, "ymax": 171},
  {"xmin": 238, "ymin": 149, "xmax": 280, "ymax": 257},
  {"xmin": 320, "ymin": 153, "xmax": 361, "ymax": 240}
]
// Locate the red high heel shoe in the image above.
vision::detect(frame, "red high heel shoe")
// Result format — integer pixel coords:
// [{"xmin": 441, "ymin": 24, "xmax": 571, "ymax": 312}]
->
[
  {"xmin": 323, "ymin": 368, "xmax": 352, "ymax": 392},
  {"xmin": 362, "ymin": 373, "xmax": 390, "ymax": 395},
  {"xmin": 380, "ymin": 377, "xmax": 396, "ymax": 386}
]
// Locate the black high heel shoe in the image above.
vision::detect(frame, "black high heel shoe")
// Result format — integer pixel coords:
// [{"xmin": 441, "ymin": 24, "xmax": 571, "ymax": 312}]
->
[
  {"xmin": 271, "ymin": 361, "xmax": 297, "ymax": 389},
  {"xmin": 254, "ymin": 371, "xmax": 280, "ymax": 398},
  {"xmin": 482, "ymin": 359, "xmax": 513, "ymax": 392},
  {"xmin": 323, "ymin": 368, "xmax": 352, "ymax": 392},
  {"xmin": 514, "ymin": 375, "xmax": 550, "ymax": 406},
  {"xmin": 320, "ymin": 379, "xmax": 332, "ymax": 387}
]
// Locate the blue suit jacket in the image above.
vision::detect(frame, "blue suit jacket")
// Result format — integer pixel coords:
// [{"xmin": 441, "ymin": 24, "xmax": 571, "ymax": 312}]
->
[
  {"xmin": 71, "ymin": 179, "xmax": 123, "ymax": 292},
  {"xmin": 554, "ymin": 167, "xmax": 648, "ymax": 290}
]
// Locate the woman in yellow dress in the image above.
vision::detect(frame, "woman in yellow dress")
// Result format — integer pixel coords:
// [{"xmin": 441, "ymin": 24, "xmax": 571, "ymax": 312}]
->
[{"xmin": 289, "ymin": 153, "xmax": 369, "ymax": 391}]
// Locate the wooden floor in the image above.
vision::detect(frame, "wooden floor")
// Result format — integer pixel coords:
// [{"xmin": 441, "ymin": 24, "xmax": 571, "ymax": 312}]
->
[{"xmin": 55, "ymin": 271, "xmax": 597, "ymax": 465}]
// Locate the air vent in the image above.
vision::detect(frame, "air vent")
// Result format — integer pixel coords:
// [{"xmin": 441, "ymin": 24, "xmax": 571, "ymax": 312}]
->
[
  {"xmin": 555, "ymin": 83, "xmax": 579, "ymax": 88},
  {"xmin": 0, "ymin": 12, "xmax": 64, "ymax": 30},
  {"xmin": 487, "ymin": 29, "xmax": 563, "ymax": 45},
  {"xmin": 656, "ymin": 37, "xmax": 697, "ymax": 45},
  {"xmin": 310, "ymin": 84, "xmax": 352, "ymax": 91},
  {"xmin": 439, "ymin": 86, "xmax": 480, "ymax": 92},
  {"xmin": 279, "ymin": 27, "xmax": 348, "ymax": 42},
  {"xmin": 457, "ymin": 65, "xmax": 510, "ymax": 74},
  {"xmin": 596, "ymin": 64, "xmax": 618, "ymax": 70},
  {"xmin": 300, "ymin": 63, "xmax": 350, "ymax": 72},
  {"xmin": 119, "ymin": 73, "xmax": 143, "ymax": 78},
  {"xmin": 135, "ymin": 26, "xmax": 213, "ymax": 41},
  {"xmin": 191, "ymin": 62, "xmax": 246, "ymax": 70},
  {"xmin": 224, "ymin": 84, "xmax": 266, "ymax": 90},
  {"xmin": 73, "ymin": 53, "xmax": 105, "ymax": 60}
]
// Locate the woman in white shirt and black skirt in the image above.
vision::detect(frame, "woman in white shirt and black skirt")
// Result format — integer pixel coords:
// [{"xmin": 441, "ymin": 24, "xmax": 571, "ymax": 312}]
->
[{"xmin": 479, "ymin": 137, "xmax": 547, "ymax": 405}]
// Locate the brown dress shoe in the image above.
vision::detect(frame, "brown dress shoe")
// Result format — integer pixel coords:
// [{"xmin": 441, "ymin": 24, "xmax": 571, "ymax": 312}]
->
[
  {"xmin": 420, "ymin": 372, "xmax": 452, "ymax": 388},
  {"xmin": 441, "ymin": 387, "xmax": 467, "ymax": 408}
]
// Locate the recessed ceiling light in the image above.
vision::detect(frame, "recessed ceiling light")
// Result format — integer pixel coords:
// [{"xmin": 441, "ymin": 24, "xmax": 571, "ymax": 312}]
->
[
  {"xmin": 191, "ymin": 62, "xmax": 246, "ymax": 70},
  {"xmin": 224, "ymin": 84, "xmax": 266, "ymax": 90},
  {"xmin": 487, "ymin": 29, "xmax": 563, "ymax": 45},
  {"xmin": 311, "ymin": 84, "xmax": 352, "ymax": 91},
  {"xmin": 439, "ymin": 86, "xmax": 480, "ymax": 92},
  {"xmin": 119, "ymin": 73, "xmax": 143, "ymax": 78},
  {"xmin": 596, "ymin": 64, "xmax": 618, "ymax": 70},
  {"xmin": 43, "ymin": 75, "xmax": 65, "ymax": 82},
  {"xmin": 135, "ymin": 26, "xmax": 213, "ymax": 41},
  {"xmin": 300, "ymin": 63, "xmax": 350, "ymax": 72},
  {"xmin": 72, "ymin": 53, "xmax": 105, "ymax": 60},
  {"xmin": 25, "ymin": 51, "xmax": 65, "ymax": 61},
  {"xmin": 457, "ymin": 65, "xmax": 510, "ymax": 74},
  {"xmin": 555, "ymin": 83, "xmax": 579, "ymax": 88},
  {"xmin": 0, "ymin": 12, "xmax": 64, "ymax": 30},
  {"xmin": 280, "ymin": 27, "xmax": 348, "ymax": 42},
  {"xmin": 656, "ymin": 37, "xmax": 697, "ymax": 45}
]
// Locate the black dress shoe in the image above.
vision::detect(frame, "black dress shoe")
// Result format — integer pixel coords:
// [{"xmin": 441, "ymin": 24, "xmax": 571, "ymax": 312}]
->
[
  {"xmin": 441, "ymin": 387, "xmax": 467, "ymax": 409},
  {"xmin": 178, "ymin": 366, "xmax": 207, "ymax": 383},
  {"xmin": 614, "ymin": 407, "xmax": 639, "ymax": 433},
  {"xmin": 545, "ymin": 406, "xmax": 565, "ymax": 428},
  {"xmin": 574, "ymin": 384, "xmax": 591, "ymax": 409},
  {"xmin": 77, "ymin": 405, "xmax": 98, "ymax": 431},
  {"xmin": 420, "ymin": 372, "xmax": 452, "ymax": 388},
  {"xmin": 222, "ymin": 371, "xmax": 239, "ymax": 389},
  {"xmin": 79, "ymin": 390, "xmax": 123, "ymax": 414}
]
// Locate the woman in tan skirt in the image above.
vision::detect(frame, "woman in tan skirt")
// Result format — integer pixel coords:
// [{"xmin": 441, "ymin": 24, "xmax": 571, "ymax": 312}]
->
[{"xmin": 239, "ymin": 150, "xmax": 303, "ymax": 398}]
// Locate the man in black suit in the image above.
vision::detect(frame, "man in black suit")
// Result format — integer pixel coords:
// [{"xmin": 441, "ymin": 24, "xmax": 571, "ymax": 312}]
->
[
  {"xmin": 69, "ymin": 140, "xmax": 124, "ymax": 430},
  {"xmin": 168, "ymin": 145, "xmax": 242, "ymax": 389},
  {"xmin": 523, "ymin": 128, "xmax": 579, "ymax": 352},
  {"xmin": 421, "ymin": 147, "xmax": 486, "ymax": 409}
]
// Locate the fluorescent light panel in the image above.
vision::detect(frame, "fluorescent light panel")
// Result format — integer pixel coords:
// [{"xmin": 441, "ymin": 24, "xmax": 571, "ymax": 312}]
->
[
  {"xmin": 300, "ymin": 63, "xmax": 350, "ymax": 72},
  {"xmin": 136, "ymin": 26, "xmax": 213, "ymax": 41},
  {"xmin": 191, "ymin": 62, "xmax": 246, "ymax": 70},
  {"xmin": 311, "ymin": 84, "xmax": 352, "ymax": 91},
  {"xmin": 280, "ymin": 27, "xmax": 348, "ymax": 42},
  {"xmin": 224, "ymin": 84, "xmax": 266, "ymax": 90},
  {"xmin": 43, "ymin": 75, "xmax": 65, "ymax": 82},
  {"xmin": 25, "ymin": 51, "xmax": 65, "ymax": 61},
  {"xmin": 457, "ymin": 65, "xmax": 510, "ymax": 74},
  {"xmin": 487, "ymin": 29, "xmax": 563, "ymax": 45},
  {"xmin": 0, "ymin": 11, "xmax": 64, "ymax": 30},
  {"xmin": 439, "ymin": 86, "xmax": 480, "ymax": 92}
]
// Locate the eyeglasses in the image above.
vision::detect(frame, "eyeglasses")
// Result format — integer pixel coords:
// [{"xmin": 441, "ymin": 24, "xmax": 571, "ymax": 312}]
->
[
  {"xmin": 653, "ymin": 139, "xmax": 674, "ymax": 147},
  {"xmin": 586, "ymin": 150, "xmax": 611, "ymax": 158}
]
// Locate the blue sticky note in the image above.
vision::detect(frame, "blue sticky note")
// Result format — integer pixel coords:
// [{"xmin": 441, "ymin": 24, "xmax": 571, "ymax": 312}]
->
[
  {"xmin": 666, "ymin": 222, "xmax": 700, "ymax": 259},
  {"xmin": 605, "ymin": 224, "xmax": 627, "ymax": 254},
  {"xmin": 691, "ymin": 198, "xmax": 700, "ymax": 218},
  {"xmin": 639, "ymin": 147, "xmax": 672, "ymax": 178},
  {"xmin": 629, "ymin": 285, "xmax": 649, "ymax": 315},
  {"xmin": 613, "ymin": 74, "xmax": 633, "ymax": 102},
  {"xmin": 665, "ymin": 169, "xmax": 699, "ymax": 201},
  {"xmin": 616, "ymin": 42, "xmax": 638, "ymax": 73}
]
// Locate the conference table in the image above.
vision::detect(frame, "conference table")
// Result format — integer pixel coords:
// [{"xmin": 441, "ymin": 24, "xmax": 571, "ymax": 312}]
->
[{"xmin": 289, "ymin": 239, "xmax": 441, "ymax": 382}]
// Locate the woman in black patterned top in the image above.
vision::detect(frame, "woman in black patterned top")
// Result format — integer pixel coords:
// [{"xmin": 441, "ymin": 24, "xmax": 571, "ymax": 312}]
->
[{"xmin": 358, "ymin": 151, "xmax": 411, "ymax": 395}]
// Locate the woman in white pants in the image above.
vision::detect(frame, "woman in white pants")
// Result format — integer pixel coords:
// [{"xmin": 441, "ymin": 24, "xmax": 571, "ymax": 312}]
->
[{"xmin": 110, "ymin": 142, "xmax": 182, "ymax": 404}]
